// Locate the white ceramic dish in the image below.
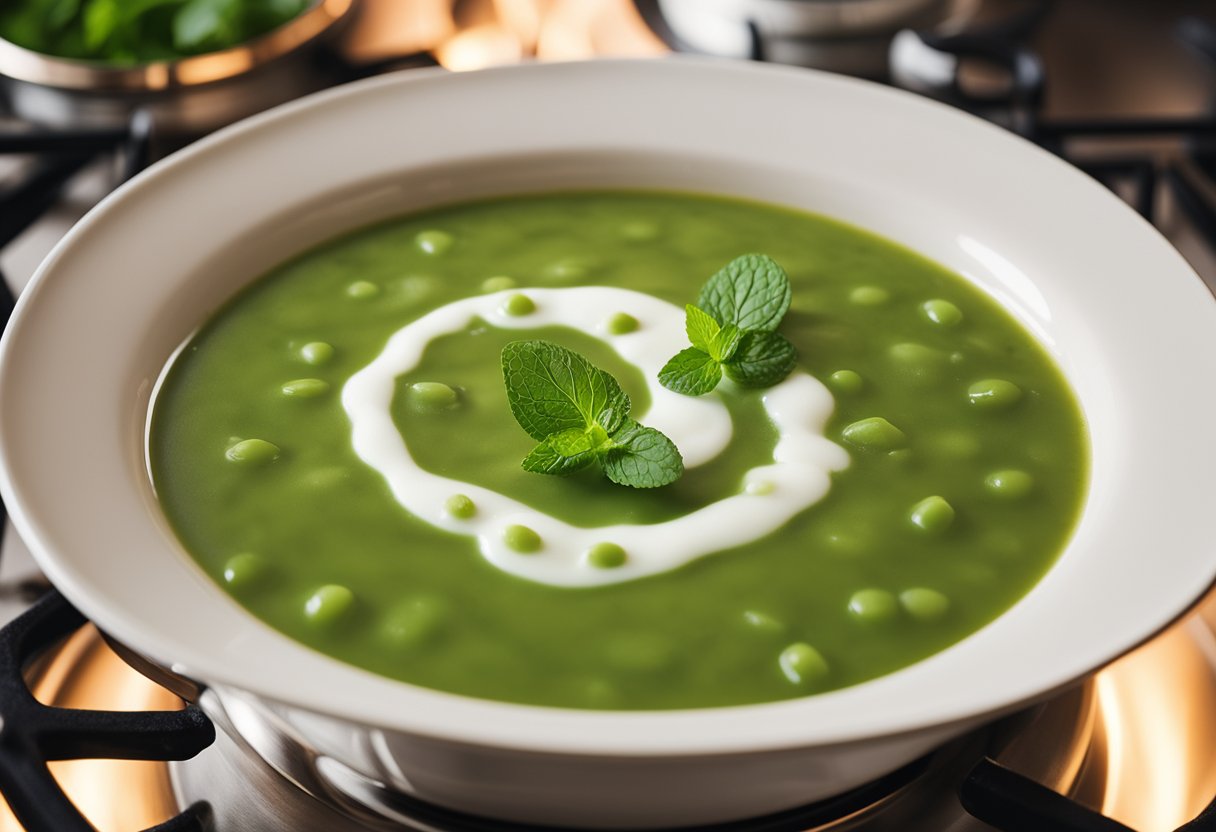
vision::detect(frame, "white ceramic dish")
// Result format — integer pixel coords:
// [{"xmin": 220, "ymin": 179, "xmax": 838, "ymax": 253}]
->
[{"xmin": 2, "ymin": 58, "xmax": 1215, "ymax": 828}]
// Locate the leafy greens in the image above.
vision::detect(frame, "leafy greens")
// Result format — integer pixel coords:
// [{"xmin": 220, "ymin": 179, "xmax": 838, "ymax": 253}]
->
[
  {"xmin": 502, "ymin": 341, "xmax": 684, "ymax": 489},
  {"xmin": 0, "ymin": 0, "xmax": 311, "ymax": 65},
  {"xmin": 658, "ymin": 254, "xmax": 798, "ymax": 396}
]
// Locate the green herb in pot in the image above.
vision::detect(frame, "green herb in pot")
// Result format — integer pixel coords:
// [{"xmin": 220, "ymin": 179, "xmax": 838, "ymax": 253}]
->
[{"xmin": 0, "ymin": 0, "xmax": 313, "ymax": 65}]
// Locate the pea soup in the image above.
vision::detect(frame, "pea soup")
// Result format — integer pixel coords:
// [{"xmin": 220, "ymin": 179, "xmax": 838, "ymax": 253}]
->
[{"xmin": 149, "ymin": 191, "xmax": 1088, "ymax": 710}]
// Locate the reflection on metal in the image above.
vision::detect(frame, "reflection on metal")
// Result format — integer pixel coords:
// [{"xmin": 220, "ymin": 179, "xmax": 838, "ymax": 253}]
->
[
  {"xmin": 0, "ymin": 626, "xmax": 182, "ymax": 832},
  {"xmin": 4, "ymin": 601, "xmax": 1216, "ymax": 831},
  {"xmin": 1096, "ymin": 616, "xmax": 1216, "ymax": 831}
]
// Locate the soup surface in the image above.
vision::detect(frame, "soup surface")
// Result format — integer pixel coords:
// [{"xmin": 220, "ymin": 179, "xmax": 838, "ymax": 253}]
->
[{"xmin": 150, "ymin": 191, "xmax": 1088, "ymax": 709}]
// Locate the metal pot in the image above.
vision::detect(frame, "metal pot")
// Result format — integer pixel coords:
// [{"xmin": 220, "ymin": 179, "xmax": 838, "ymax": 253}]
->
[
  {"xmin": 0, "ymin": 0, "xmax": 355, "ymax": 134},
  {"xmin": 656, "ymin": 0, "xmax": 957, "ymax": 75}
]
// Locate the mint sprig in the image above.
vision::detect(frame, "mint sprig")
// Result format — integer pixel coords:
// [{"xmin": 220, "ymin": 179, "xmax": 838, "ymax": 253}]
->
[
  {"xmin": 659, "ymin": 254, "xmax": 798, "ymax": 396},
  {"xmin": 503, "ymin": 341, "xmax": 684, "ymax": 488}
]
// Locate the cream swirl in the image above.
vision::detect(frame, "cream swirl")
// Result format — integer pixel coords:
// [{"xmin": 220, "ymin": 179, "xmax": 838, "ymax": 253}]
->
[{"xmin": 342, "ymin": 287, "xmax": 848, "ymax": 587}]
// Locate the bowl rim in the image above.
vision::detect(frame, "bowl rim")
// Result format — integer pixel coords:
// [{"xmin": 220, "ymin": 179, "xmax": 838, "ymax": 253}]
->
[{"xmin": 3, "ymin": 56, "xmax": 1216, "ymax": 757}]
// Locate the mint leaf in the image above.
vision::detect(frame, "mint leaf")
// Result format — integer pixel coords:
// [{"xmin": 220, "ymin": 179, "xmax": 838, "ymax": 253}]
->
[
  {"xmin": 724, "ymin": 331, "xmax": 797, "ymax": 388},
  {"xmin": 47, "ymin": 0, "xmax": 82, "ymax": 29},
  {"xmin": 685, "ymin": 304, "xmax": 720, "ymax": 352},
  {"xmin": 521, "ymin": 437, "xmax": 596, "ymax": 476},
  {"xmin": 173, "ymin": 0, "xmax": 230, "ymax": 50},
  {"xmin": 503, "ymin": 341, "xmax": 684, "ymax": 488},
  {"xmin": 658, "ymin": 347, "xmax": 722, "ymax": 396},
  {"xmin": 548, "ymin": 426, "xmax": 600, "ymax": 457},
  {"xmin": 596, "ymin": 406, "xmax": 626, "ymax": 435},
  {"xmin": 502, "ymin": 340, "xmax": 629, "ymax": 441},
  {"xmin": 567, "ymin": 424, "xmax": 617, "ymax": 454},
  {"xmin": 603, "ymin": 421, "xmax": 684, "ymax": 488},
  {"xmin": 661, "ymin": 254, "xmax": 798, "ymax": 397},
  {"xmin": 697, "ymin": 254, "xmax": 792, "ymax": 332},
  {"xmin": 709, "ymin": 323, "xmax": 743, "ymax": 362},
  {"xmin": 82, "ymin": 0, "xmax": 119, "ymax": 49}
]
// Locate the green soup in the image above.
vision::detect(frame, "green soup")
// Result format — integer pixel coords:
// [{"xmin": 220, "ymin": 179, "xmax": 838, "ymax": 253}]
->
[{"xmin": 149, "ymin": 191, "xmax": 1088, "ymax": 710}]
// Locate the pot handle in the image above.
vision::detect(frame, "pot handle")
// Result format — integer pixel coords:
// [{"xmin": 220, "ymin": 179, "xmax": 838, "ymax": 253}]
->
[{"xmin": 961, "ymin": 756, "xmax": 1216, "ymax": 832}]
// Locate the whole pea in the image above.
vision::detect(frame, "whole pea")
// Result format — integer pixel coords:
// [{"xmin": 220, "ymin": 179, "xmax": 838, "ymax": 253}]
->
[
  {"xmin": 900, "ymin": 588, "xmax": 951, "ymax": 620},
  {"xmin": 742, "ymin": 610, "xmax": 785, "ymax": 633},
  {"xmin": 503, "ymin": 293, "xmax": 536, "ymax": 316},
  {"xmin": 383, "ymin": 596, "xmax": 447, "ymax": 646},
  {"xmin": 968, "ymin": 379, "xmax": 1023, "ymax": 410},
  {"xmin": 222, "ymin": 553, "xmax": 265, "ymax": 589},
  {"xmin": 779, "ymin": 643, "xmax": 830, "ymax": 685},
  {"xmin": 888, "ymin": 342, "xmax": 949, "ymax": 384},
  {"xmin": 304, "ymin": 585, "xmax": 355, "ymax": 626},
  {"xmin": 415, "ymin": 230, "xmax": 454, "ymax": 255},
  {"xmin": 909, "ymin": 495, "xmax": 955, "ymax": 534},
  {"xmin": 921, "ymin": 299, "xmax": 964, "ymax": 326},
  {"xmin": 545, "ymin": 258, "xmax": 593, "ymax": 282},
  {"xmin": 587, "ymin": 542, "xmax": 627, "ymax": 569},
  {"xmin": 504, "ymin": 525, "xmax": 542, "ymax": 553},
  {"xmin": 848, "ymin": 588, "xmax": 899, "ymax": 622},
  {"xmin": 396, "ymin": 275, "xmax": 435, "ymax": 305},
  {"xmin": 828, "ymin": 370, "xmax": 864, "ymax": 395},
  {"xmin": 984, "ymin": 469, "xmax": 1034, "ymax": 499},
  {"xmin": 481, "ymin": 276, "xmax": 516, "ymax": 293},
  {"xmin": 621, "ymin": 221, "xmax": 660, "ymax": 241},
  {"xmin": 444, "ymin": 494, "xmax": 476, "ymax": 519},
  {"xmin": 300, "ymin": 342, "xmax": 334, "ymax": 365},
  {"xmin": 225, "ymin": 438, "xmax": 280, "ymax": 465},
  {"xmin": 842, "ymin": 417, "xmax": 907, "ymax": 451},
  {"xmin": 281, "ymin": 378, "xmax": 329, "ymax": 398},
  {"xmin": 409, "ymin": 382, "xmax": 459, "ymax": 412},
  {"xmin": 605, "ymin": 312, "xmax": 639, "ymax": 335},
  {"xmin": 346, "ymin": 280, "xmax": 380, "ymax": 300},
  {"xmin": 850, "ymin": 286, "xmax": 890, "ymax": 306}
]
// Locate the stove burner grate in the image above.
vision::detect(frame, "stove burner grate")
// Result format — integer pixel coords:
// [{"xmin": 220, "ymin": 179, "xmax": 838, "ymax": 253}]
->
[
  {"xmin": 0, "ymin": 592, "xmax": 213, "ymax": 831},
  {"xmin": 1, "ymin": 591, "xmax": 1216, "ymax": 830},
  {"xmin": 901, "ymin": 14, "xmax": 1216, "ymax": 241}
]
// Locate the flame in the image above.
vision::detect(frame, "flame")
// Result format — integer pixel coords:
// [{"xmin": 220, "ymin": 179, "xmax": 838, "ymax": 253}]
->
[
  {"xmin": 429, "ymin": 0, "xmax": 666, "ymax": 70},
  {"xmin": 9, "ymin": 613, "xmax": 1216, "ymax": 830},
  {"xmin": 494, "ymin": 0, "xmax": 544, "ymax": 53},
  {"xmin": 0, "ymin": 628, "xmax": 181, "ymax": 831},
  {"xmin": 1095, "ymin": 615, "xmax": 1216, "ymax": 831},
  {"xmin": 338, "ymin": 0, "xmax": 456, "ymax": 62},
  {"xmin": 434, "ymin": 23, "xmax": 525, "ymax": 72}
]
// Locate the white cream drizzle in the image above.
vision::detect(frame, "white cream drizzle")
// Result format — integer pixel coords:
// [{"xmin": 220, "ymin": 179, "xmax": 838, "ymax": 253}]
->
[{"xmin": 342, "ymin": 287, "xmax": 849, "ymax": 587}]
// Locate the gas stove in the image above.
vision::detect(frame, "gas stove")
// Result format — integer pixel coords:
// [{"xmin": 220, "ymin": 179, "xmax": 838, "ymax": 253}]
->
[
  {"xmin": 0, "ymin": 589, "xmax": 1215, "ymax": 832},
  {"xmin": 2, "ymin": 1, "xmax": 1216, "ymax": 831}
]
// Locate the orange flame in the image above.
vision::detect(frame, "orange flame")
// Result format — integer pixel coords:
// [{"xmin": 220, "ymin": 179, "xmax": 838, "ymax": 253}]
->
[{"xmin": 431, "ymin": 0, "xmax": 666, "ymax": 70}]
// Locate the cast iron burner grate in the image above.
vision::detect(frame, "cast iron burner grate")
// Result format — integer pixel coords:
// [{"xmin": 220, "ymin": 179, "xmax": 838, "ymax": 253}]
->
[
  {"xmin": 5, "ymin": 7, "xmax": 1216, "ymax": 832},
  {"xmin": 0, "ymin": 592, "xmax": 213, "ymax": 831},
  {"xmin": 901, "ymin": 11, "xmax": 1216, "ymax": 236},
  {"xmin": 4, "ymin": 590, "xmax": 1216, "ymax": 831}
]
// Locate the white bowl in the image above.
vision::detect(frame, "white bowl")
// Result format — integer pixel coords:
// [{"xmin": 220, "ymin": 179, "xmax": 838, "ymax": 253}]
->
[{"xmin": 2, "ymin": 58, "xmax": 1215, "ymax": 828}]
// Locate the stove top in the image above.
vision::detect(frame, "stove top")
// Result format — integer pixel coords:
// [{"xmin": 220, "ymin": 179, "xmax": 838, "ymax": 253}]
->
[
  {"xmin": 2, "ymin": 589, "xmax": 1216, "ymax": 831},
  {"xmin": 2, "ymin": 1, "xmax": 1216, "ymax": 830}
]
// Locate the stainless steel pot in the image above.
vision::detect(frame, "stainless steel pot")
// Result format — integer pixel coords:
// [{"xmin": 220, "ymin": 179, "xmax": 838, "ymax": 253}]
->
[
  {"xmin": 0, "ymin": 0, "xmax": 355, "ymax": 134},
  {"xmin": 656, "ymin": 0, "xmax": 958, "ymax": 75}
]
